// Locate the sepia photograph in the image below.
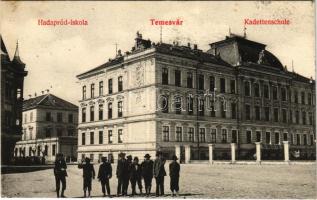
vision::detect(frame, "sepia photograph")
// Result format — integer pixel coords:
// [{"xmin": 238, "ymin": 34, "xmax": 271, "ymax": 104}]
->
[{"xmin": 0, "ymin": 1, "xmax": 316, "ymax": 199}]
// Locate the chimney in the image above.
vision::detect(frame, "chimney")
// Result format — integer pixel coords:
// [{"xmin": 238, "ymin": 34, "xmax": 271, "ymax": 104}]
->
[
  {"xmin": 41, "ymin": 91, "xmax": 44, "ymax": 94},
  {"xmin": 187, "ymin": 42, "xmax": 191, "ymax": 48},
  {"xmin": 34, "ymin": 92, "xmax": 37, "ymax": 97},
  {"xmin": 194, "ymin": 44, "xmax": 198, "ymax": 50},
  {"xmin": 117, "ymin": 49, "xmax": 122, "ymax": 57}
]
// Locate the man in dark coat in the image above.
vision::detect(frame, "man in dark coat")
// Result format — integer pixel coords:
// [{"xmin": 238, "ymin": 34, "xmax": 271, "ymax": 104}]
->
[
  {"xmin": 129, "ymin": 157, "xmax": 143, "ymax": 196},
  {"xmin": 97, "ymin": 157, "xmax": 112, "ymax": 197},
  {"xmin": 78, "ymin": 157, "xmax": 95, "ymax": 197},
  {"xmin": 116, "ymin": 152, "xmax": 129, "ymax": 196},
  {"xmin": 141, "ymin": 153, "xmax": 154, "ymax": 197},
  {"xmin": 54, "ymin": 153, "xmax": 67, "ymax": 198},
  {"xmin": 153, "ymin": 151, "xmax": 166, "ymax": 197},
  {"xmin": 169, "ymin": 155, "xmax": 180, "ymax": 196}
]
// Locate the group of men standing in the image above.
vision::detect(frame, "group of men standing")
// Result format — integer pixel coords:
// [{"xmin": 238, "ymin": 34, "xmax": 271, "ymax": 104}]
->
[{"xmin": 54, "ymin": 151, "xmax": 180, "ymax": 198}]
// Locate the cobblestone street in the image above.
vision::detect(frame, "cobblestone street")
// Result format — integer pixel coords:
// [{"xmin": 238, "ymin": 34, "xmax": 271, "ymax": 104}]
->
[{"xmin": 1, "ymin": 163, "xmax": 316, "ymax": 198}]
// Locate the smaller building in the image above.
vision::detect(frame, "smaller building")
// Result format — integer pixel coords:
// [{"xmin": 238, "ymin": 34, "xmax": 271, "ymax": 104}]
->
[{"xmin": 14, "ymin": 93, "xmax": 78, "ymax": 163}]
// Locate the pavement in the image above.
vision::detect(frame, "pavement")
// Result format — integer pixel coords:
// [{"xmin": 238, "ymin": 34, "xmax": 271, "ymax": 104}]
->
[{"xmin": 1, "ymin": 163, "xmax": 316, "ymax": 198}]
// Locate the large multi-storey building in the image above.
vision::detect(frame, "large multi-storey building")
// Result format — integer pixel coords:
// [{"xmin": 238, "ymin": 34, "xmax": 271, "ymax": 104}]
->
[
  {"xmin": 76, "ymin": 32, "xmax": 315, "ymax": 163},
  {"xmin": 1, "ymin": 36, "xmax": 28, "ymax": 164},
  {"xmin": 14, "ymin": 94, "xmax": 78, "ymax": 163}
]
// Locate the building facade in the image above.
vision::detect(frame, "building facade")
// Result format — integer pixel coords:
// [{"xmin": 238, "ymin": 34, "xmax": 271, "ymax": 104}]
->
[
  {"xmin": 76, "ymin": 32, "xmax": 315, "ymax": 163},
  {"xmin": 14, "ymin": 94, "xmax": 78, "ymax": 163},
  {"xmin": 1, "ymin": 36, "xmax": 28, "ymax": 164}
]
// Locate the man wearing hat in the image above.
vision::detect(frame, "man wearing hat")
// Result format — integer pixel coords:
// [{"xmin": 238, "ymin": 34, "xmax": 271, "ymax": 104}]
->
[
  {"xmin": 141, "ymin": 154, "xmax": 154, "ymax": 197},
  {"xmin": 54, "ymin": 153, "xmax": 67, "ymax": 198},
  {"xmin": 97, "ymin": 157, "xmax": 112, "ymax": 197},
  {"xmin": 153, "ymin": 151, "xmax": 166, "ymax": 197},
  {"xmin": 169, "ymin": 155, "xmax": 180, "ymax": 196},
  {"xmin": 116, "ymin": 152, "xmax": 129, "ymax": 196},
  {"xmin": 130, "ymin": 157, "xmax": 143, "ymax": 196},
  {"xmin": 78, "ymin": 157, "xmax": 95, "ymax": 197}
]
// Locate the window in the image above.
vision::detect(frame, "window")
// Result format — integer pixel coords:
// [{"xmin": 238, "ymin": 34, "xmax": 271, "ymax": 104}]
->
[
  {"xmin": 231, "ymin": 130, "xmax": 237, "ymax": 143},
  {"xmin": 163, "ymin": 126, "xmax": 169, "ymax": 142},
  {"xmin": 99, "ymin": 104, "xmax": 103, "ymax": 120},
  {"xmin": 290, "ymin": 134, "xmax": 294, "ymax": 145},
  {"xmin": 67, "ymin": 129, "xmax": 74, "ymax": 136},
  {"xmin": 176, "ymin": 127, "xmax": 182, "ymax": 142},
  {"xmin": 290, "ymin": 110, "xmax": 293, "ymax": 123},
  {"xmin": 273, "ymin": 108, "xmax": 279, "ymax": 122},
  {"xmin": 175, "ymin": 70, "xmax": 181, "ymax": 87},
  {"xmin": 282, "ymin": 109, "xmax": 287, "ymax": 123},
  {"xmin": 256, "ymin": 131, "xmax": 261, "ymax": 142},
  {"xmin": 255, "ymin": 106, "xmax": 260, "ymax": 120},
  {"xmin": 198, "ymin": 99, "xmax": 204, "ymax": 116},
  {"xmin": 91, "ymin": 83, "xmax": 95, "ymax": 98},
  {"xmin": 264, "ymin": 107, "xmax": 270, "ymax": 121},
  {"xmin": 82, "ymin": 108, "xmax": 86, "ymax": 122},
  {"xmin": 90, "ymin": 132, "xmax": 94, "ymax": 144},
  {"xmin": 308, "ymin": 93, "xmax": 312, "ymax": 105},
  {"xmin": 296, "ymin": 134, "xmax": 300, "ymax": 145},
  {"xmin": 188, "ymin": 127, "xmax": 194, "ymax": 142},
  {"xmin": 68, "ymin": 114, "xmax": 73, "ymax": 123},
  {"xmin": 162, "ymin": 68, "xmax": 168, "ymax": 85},
  {"xmin": 175, "ymin": 96, "xmax": 182, "ymax": 114},
  {"xmin": 272, "ymin": 86, "xmax": 278, "ymax": 100},
  {"xmin": 108, "ymin": 103, "xmax": 112, "ymax": 119},
  {"xmin": 82, "ymin": 86, "xmax": 86, "ymax": 100},
  {"xmin": 246, "ymin": 131, "xmax": 252, "ymax": 143},
  {"xmin": 302, "ymin": 111, "xmax": 306, "ymax": 125},
  {"xmin": 90, "ymin": 154, "xmax": 94, "ymax": 161},
  {"xmin": 99, "ymin": 131, "xmax": 103, "ymax": 144},
  {"xmin": 198, "ymin": 75, "xmax": 204, "ymax": 90},
  {"xmin": 90, "ymin": 106, "xmax": 95, "ymax": 121},
  {"xmin": 245, "ymin": 104, "xmax": 251, "ymax": 120},
  {"xmin": 99, "ymin": 81, "xmax": 104, "ymax": 96},
  {"xmin": 161, "ymin": 95, "xmax": 169, "ymax": 113},
  {"xmin": 303, "ymin": 135, "xmax": 307, "ymax": 145},
  {"xmin": 295, "ymin": 110, "xmax": 299, "ymax": 124},
  {"xmin": 57, "ymin": 128, "xmax": 62, "ymax": 136},
  {"xmin": 57, "ymin": 112, "xmax": 63, "ymax": 122},
  {"xmin": 45, "ymin": 128, "xmax": 51, "ymax": 138},
  {"xmin": 210, "ymin": 76, "xmax": 215, "ymax": 92},
  {"xmin": 118, "ymin": 101, "xmax": 123, "ymax": 117},
  {"xmin": 231, "ymin": 103, "xmax": 236, "ymax": 119},
  {"xmin": 187, "ymin": 96, "xmax": 193, "ymax": 115},
  {"xmin": 52, "ymin": 144, "xmax": 56, "ymax": 156},
  {"xmin": 118, "ymin": 76, "xmax": 123, "ymax": 92},
  {"xmin": 221, "ymin": 129, "xmax": 227, "ymax": 143},
  {"xmin": 108, "ymin": 79, "xmax": 113, "ymax": 94},
  {"xmin": 301, "ymin": 91, "xmax": 305, "ymax": 105},
  {"xmin": 211, "ymin": 129, "xmax": 217, "ymax": 143},
  {"xmin": 283, "ymin": 133, "xmax": 288, "ymax": 141},
  {"xmin": 118, "ymin": 129, "xmax": 123, "ymax": 143},
  {"xmin": 24, "ymin": 113, "xmax": 27, "ymax": 123},
  {"xmin": 230, "ymin": 80, "xmax": 236, "ymax": 94},
  {"xmin": 82, "ymin": 132, "xmax": 85, "ymax": 145},
  {"xmin": 254, "ymin": 83, "xmax": 260, "ymax": 97},
  {"xmin": 30, "ymin": 112, "xmax": 33, "ymax": 122},
  {"xmin": 108, "ymin": 130, "xmax": 113, "ymax": 144},
  {"xmin": 281, "ymin": 88, "xmax": 287, "ymax": 101},
  {"xmin": 310, "ymin": 135, "xmax": 314, "ymax": 146},
  {"xmin": 294, "ymin": 90, "xmax": 298, "ymax": 103},
  {"xmin": 187, "ymin": 72, "xmax": 193, "ymax": 88},
  {"xmin": 309, "ymin": 112, "xmax": 313, "ymax": 125},
  {"xmin": 244, "ymin": 81, "xmax": 250, "ymax": 96},
  {"xmin": 221, "ymin": 102, "xmax": 226, "ymax": 118},
  {"xmin": 264, "ymin": 84, "xmax": 269, "ymax": 99},
  {"xmin": 199, "ymin": 128, "xmax": 206, "ymax": 143},
  {"xmin": 220, "ymin": 78, "xmax": 226, "ymax": 93},
  {"xmin": 275, "ymin": 132, "xmax": 280, "ymax": 144},
  {"xmin": 210, "ymin": 100, "xmax": 215, "ymax": 117},
  {"xmin": 46, "ymin": 112, "xmax": 51, "ymax": 121}
]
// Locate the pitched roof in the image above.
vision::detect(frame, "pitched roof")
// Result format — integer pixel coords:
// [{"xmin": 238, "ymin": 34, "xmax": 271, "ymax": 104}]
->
[{"xmin": 23, "ymin": 93, "xmax": 78, "ymax": 111}]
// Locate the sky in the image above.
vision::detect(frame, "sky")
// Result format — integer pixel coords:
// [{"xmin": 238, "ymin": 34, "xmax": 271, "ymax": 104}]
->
[{"xmin": 0, "ymin": 1, "xmax": 315, "ymax": 105}]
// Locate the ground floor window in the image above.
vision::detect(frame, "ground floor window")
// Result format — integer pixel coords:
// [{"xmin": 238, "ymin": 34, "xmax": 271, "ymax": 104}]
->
[
  {"xmin": 199, "ymin": 128, "xmax": 206, "ymax": 143},
  {"xmin": 265, "ymin": 132, "xmax": 271, "ymax": 144},
  {"xmin": 221, "ymin": 129, "xmax": 227, "ymax": 143},
  {"xmin": 176, "ymin": 127, "xmax": 182, "ymax": 142},
  {"xmin": 231, "ymin": 130, "xmax": 237, "ymax": 143},
  {"xmin": 246, "ymin": 131, "xmax": 252, "ymax": 143},
  {"xmin": 211, "ymin": 129, "xmax": 217, "ymax": 143},
  {"xmin": 163, "ymin": 126, "xmax": 169, "ymax": 142},
  {"xmin": 275, "ymin": 132, "xmax": 280, "ymax": 144},
  {"xmin": 188, "ymin": 127, "xmax": 194, "ymax": 142},
  {"xmin": 256, "ymin": 131, "xmax": 261, "ymax": 142},
  {"xmin": 52, "ymin": 144, "xmax": 56, "ymax": 156}
]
